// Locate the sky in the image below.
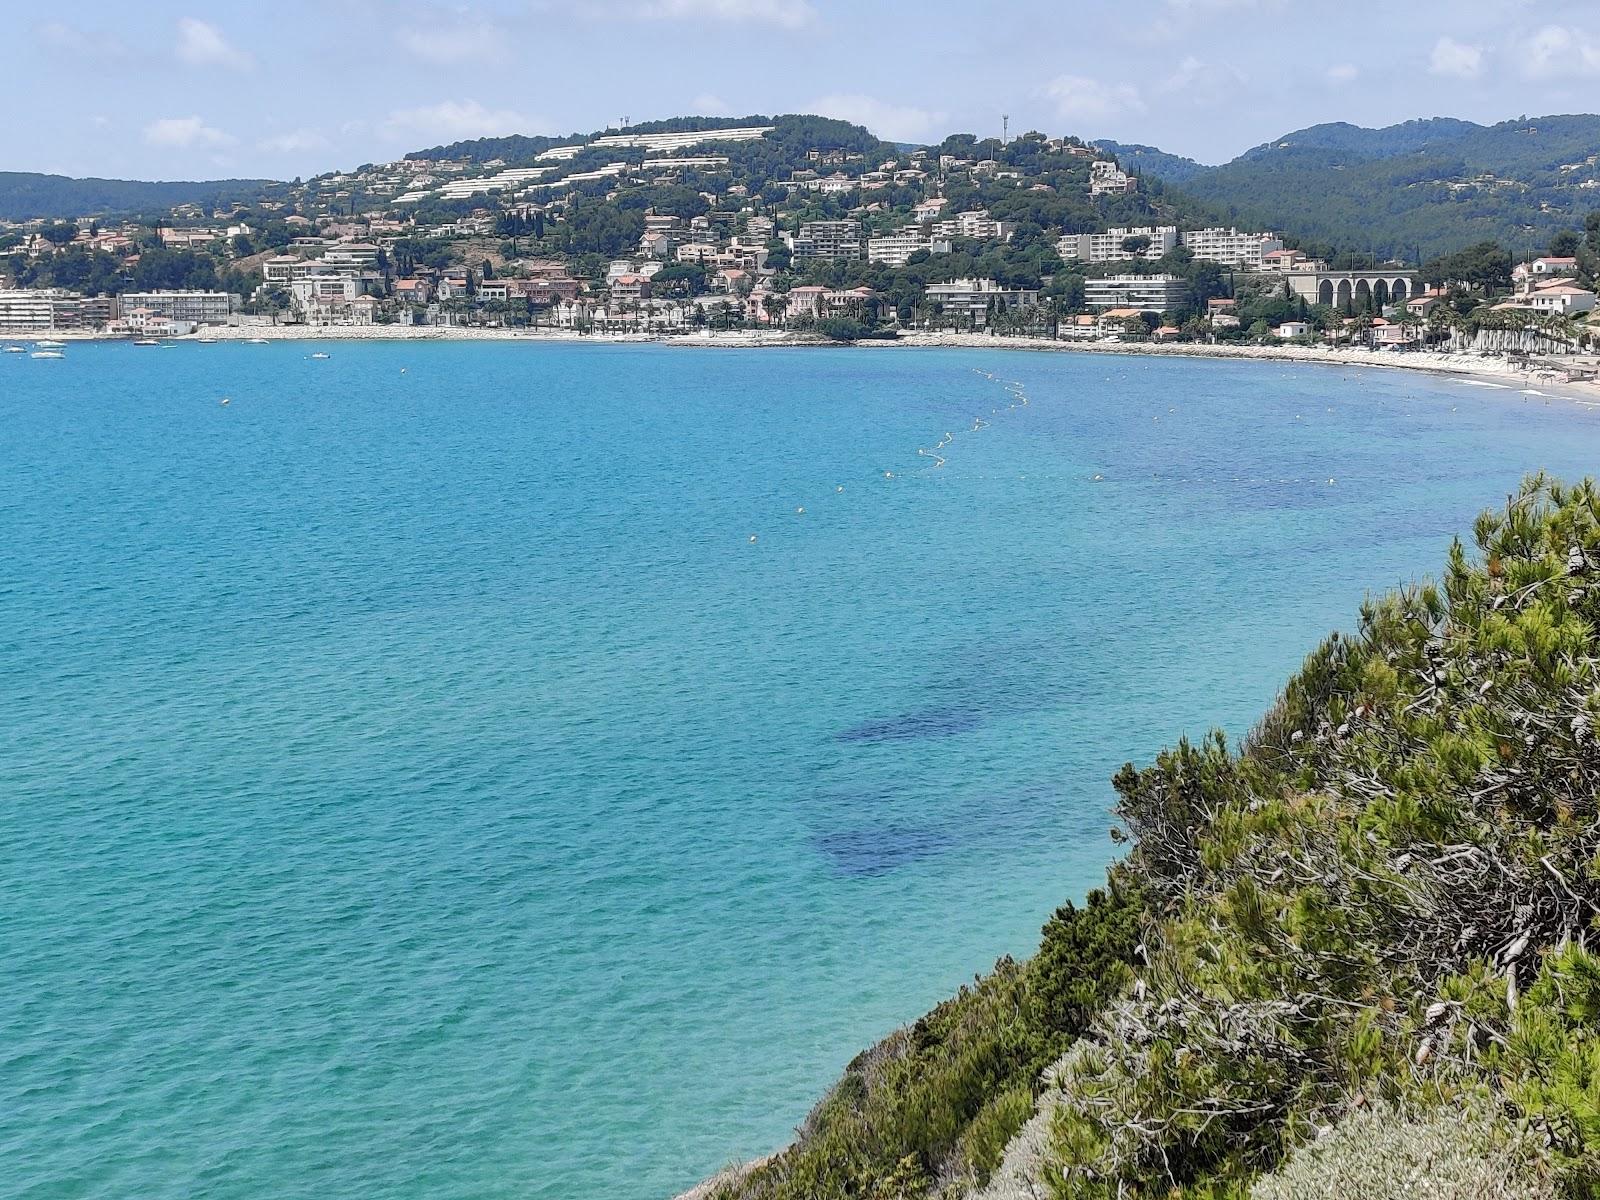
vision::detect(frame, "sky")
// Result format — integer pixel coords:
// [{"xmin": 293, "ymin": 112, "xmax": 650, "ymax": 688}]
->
[{"xmin": 11, "ymin": 0, "xmax": 1600, "ymax": 181}]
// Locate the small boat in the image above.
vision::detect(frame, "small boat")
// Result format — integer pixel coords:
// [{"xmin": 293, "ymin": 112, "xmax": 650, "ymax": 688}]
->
[
  {"xmin": 133, "ymin": 338, "xmax": 161, "ymax": 346},
  {"xmin": 3, "ymin": 346, "xmax": 24, "ymax": 353},
  {"xmin": 34, "ymin": 339, "xmax": 65, "ymax": 348},
  {"xmin": 31, "ymin": 351, "xmax": 65, "ymax": 359},
  {"xmin": 309, "ymin": 352, "xmax": 331, "ymax": 360},
  {"xmin": 247, "ymin": 338, "xmax": 270, "ymax": 345}
]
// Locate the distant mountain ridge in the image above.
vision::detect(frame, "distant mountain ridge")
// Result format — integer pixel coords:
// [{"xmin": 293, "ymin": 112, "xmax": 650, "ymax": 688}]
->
[
  {"xmin": 1104, "ymin": 113, "xmax": 1600, "ymax": 258},
  {"xmin": 0, "ymin": 172, "xmax": 284, "ymax": 222},
  {"xmin": 1234, "ymin": 117, "xmax": 1484, "ymax": 161}
]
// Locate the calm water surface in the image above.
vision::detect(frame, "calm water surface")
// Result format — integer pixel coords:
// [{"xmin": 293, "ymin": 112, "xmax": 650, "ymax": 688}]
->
[{"xmin": 2, "ymin": 342, "xmax": 1595, "ymax": 1199}]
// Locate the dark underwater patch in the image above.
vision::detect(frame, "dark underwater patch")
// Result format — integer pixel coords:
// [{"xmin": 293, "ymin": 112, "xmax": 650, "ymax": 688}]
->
[
  {"xmin": 834, "ymin": 705, "xmax": 981, "ymax": 744},
  {"xmin": 812, "ymin": 825, "xmax": 953, "ymax": 876}
]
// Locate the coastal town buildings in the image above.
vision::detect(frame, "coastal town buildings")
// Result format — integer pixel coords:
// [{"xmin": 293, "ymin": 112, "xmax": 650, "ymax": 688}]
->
[
  {"xmin": 1083, "ymin": 274, "xmax": 1190, "ymax": 312},
  {"xmin": 1057, "ymin": 226, "xmax": 1179, "ymax": 263},
  {"xmin": 0, "ymin": 288, "xmax": 74, "ymax": 330},
  {"xmin": 924, "ymin": 278, "xmax": 1041, "ymax": 327},
  {"xmin": 117, "ymin": 290, "xmax": 232, "ymax": 325},
  {"xmin": 1089, "ymin": 160, "xmax": 1136, "ymax": 196},
  {"xmin": 791, "ymin": 220, "xmax": 864, "ymax": 261},
  {"xmin": 1178, "ymin": 227, "xmax": 1284, "ymax": 269},
  {"xmin": 866, "ymin": 227, "xmax": 951, "ymax": 267}
]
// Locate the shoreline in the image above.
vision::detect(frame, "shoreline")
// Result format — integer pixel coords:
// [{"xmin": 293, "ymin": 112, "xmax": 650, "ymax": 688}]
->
[
  {"xmin": 19, "ymin": 323, "xmax": 1593, "ymax": 402},
  {"xmin": 189, "ymin": 324, "xmax": 1600, "ymax": 402}
]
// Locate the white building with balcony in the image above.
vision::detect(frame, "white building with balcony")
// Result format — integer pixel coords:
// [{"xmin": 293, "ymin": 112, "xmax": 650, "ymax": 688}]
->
[
  {"xmin": 117, "ymin": 290, "xmax": 232, "ymax": 325},
  {"xmin": 791, "ymin": 220, "xmax": 863, "ymax": 261},
  {"xmin": 867, "ymin": 227, "xmax": 952, "ymax": 267},
  {"xmin": 1179, "ymin": 228, "xmax": 1284, "ymax": 269},
  {"xmin": 924, "ymin": 278, "xmax": 1041, "ymax": 327},
  {"xmin": 1057, "ymin": 226, "xmax": 1178, "ymax": 263},
  {"xmin": 1082, "ymin": 274, "xmax": 1189, "ymax": 312}
]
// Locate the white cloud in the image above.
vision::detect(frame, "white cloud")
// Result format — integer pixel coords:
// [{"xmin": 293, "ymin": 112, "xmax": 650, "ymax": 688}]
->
[
  {"xmin": 1325, "ymin": 63, "xmax": 1359, "ymax": 84},
  {"xmin": 35, "ymin": 21, "xmax": 128, "ymax": 58},
  {"xmin": 395, "ymin": 22, "xmax": 508, "ymax": 65},
  {"xmin": 143, "ymin": 116, "xmax": 236, "ymax": 149},
  {"xmin": 381, "ymin": 100, "xmax": 538, "ymax": 144},
  {"xmin": 1158, "ymin": 55, "xmax": 1244, "ymax": 105},
  {"xmin": 176, "ymin": 17, "xmax": 252, "ymax": 69},
  {"xmin": 1520, "ymin": 24, "xmax": 1600, "ymax": 80},
  {"xmin": 629, "ymin": 0, "xmax": 815, "ymax": 28},
  {"xmin": 1042, "ymin": 74, "xmax": 1146, "ymax": 122},
  {"xmin": 806, "ymin": 94, "xmax": 946, "ymax": 143},
  {"xmin": 258, "ymin": 129, "xmax": 332, "ymax": 154},
  {"xmin": 691, "ymin": 93, "xmax": 734, "ymax": 116},
  {"xmin": 1429, "ymin": 36, "xmax": 1483, "ymax": 79}
]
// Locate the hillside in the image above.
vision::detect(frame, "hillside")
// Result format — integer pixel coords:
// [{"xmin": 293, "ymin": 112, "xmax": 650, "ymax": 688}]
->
[
  {"xmin": 1091, "ymin": 141, "xmax": 1210, "ymax": 185},
  {"xmin": 707, "ymin": 473, "xmax": 1600, "ymax": 1199},
  {"xmin": 405, "ymin": 113, "xmax": 893, "ymax": 168},
  {"xmin": 0, "ymin": 172, "xmax": 284, "ymax": 222},
  {"xmin": 1122, "ymin": 113, "xmax": 1600, "ymax": 258}
]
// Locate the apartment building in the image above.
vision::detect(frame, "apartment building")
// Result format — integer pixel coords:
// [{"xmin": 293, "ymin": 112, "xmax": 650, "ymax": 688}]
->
[
  {"xmin": 117, "ymin": 290, "xmax": 232, "ymax": 324},
  {"xmin": 923, "ymin": 278, "xmax": 1041, "ymax": 327},
  {"xmin": 1057, "ymin": 226, "xmax": 1178, "ymax": 263},
  {"xmin": 0, "ymin": 288, "xmax": 64, "ymax": 330},
  {"xmin": 930, "ymin": 210, "xmax": 1012, "ymax": 242},
  {"xmin": 320, "ymin": 243, "xmax": 381, "ymax": 271},
  {"xmin": 1082, "ymin": 274, "xmax": 1190, "ymax": 311},
  {"xmin": 792, "ymin": 220, "xmax": 863, "ymax": 261},
  {"xmin": 1179, "ymin": 227, "xmax": 1284, "ymax": 269},
  {"xmin": 866, "ymin": 228, "xmax": 951, "ymax": 268}
]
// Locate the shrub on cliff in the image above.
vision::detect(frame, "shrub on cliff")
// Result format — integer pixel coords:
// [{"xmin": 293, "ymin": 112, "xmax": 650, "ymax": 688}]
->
[
  {"xmin": 711, "ymin": 475, "xmax": 1600, "ymax": 1200},
  {"xmin": 713, "ymin": 883, "xmax": 1144, "ymax": 1200},
  {"xmin": 1045, "ymin": 474, "xmax": 1600, "ymax": 1196}
]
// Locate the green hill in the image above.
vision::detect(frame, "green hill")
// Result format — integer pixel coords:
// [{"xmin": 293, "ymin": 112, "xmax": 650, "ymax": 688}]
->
[
  {"xmin": 1092, "ymin": 140, "xmax": 1210, "ymax": 184},
  {"xmin": 1118, "ymin": 114, "xmax": 1600, "ymax": 259},
  {"xmin": 0, "ymin": 172, "xmax": 283, "ymax": 221}
]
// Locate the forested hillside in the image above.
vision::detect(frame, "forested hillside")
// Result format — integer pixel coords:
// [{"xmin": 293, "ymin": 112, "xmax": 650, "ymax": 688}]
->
[
  {"xmin": 0, "ymin": 172, "xmax": 283, "ymax": 222},
  {"xmin": 1109, "ymin": 114, "xmax": 1600, "ymax": 258}
]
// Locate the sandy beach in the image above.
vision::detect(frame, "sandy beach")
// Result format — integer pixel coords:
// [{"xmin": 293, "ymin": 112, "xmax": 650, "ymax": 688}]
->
[{"xmin": 189, "ymin": 323, "xmax": 1600, "ymax": 404}]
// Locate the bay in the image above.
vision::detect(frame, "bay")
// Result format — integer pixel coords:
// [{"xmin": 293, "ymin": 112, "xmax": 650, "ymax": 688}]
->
[{"xmin": 1, "ymin": 342, "xmax": 1592, "ymax": 1199}]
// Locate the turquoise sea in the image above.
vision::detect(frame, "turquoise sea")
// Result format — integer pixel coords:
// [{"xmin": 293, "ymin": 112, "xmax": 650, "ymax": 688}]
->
[{"xmin": 3, "ymin": 341, "xmax": 1596, "ymax": 1200}]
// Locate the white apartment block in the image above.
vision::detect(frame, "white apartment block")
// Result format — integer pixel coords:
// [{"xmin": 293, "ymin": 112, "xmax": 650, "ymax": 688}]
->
[
  {"xmin": 590, "ymin": 126, "xmax": 772, "ymax": 151},
  {"xmin": 320, "ymin": 244, "xmax": 381, "ymax": 271},
  {"xmin": 0, "ymin": 289, "xmax": 64, "ymax": 330},
  {"xmin": 924, "ymin": 278, "xmax": 1040, "ymax": 327},
  {"xmin": 1179, "ymin": 227, "xmax": 1284, "ymax": 269},
  {"xmin": 641, "ymin": 156, "xmax": 730, "ymax": 170},
  {"xmin": 930, "ymin": 210, "xmax": 1012, "ymax": 242},
  {"xmin": 1057, "ymin": 226, "xmax": 1178, "ymax": 263},
  {"xmin": 867, "ymin": 228, "xmax": 951, "ymax": 267},
  {"xmin": 1083, "ymin": 274, "xmax": 1190, "ymax": 311},
  {"xmin": 792, "ymin": 220, "xmax": 863, "ymax": 261},
  {"xmin": 117, "ymin": 290, "xmax": 232, "ymax": 324}
]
